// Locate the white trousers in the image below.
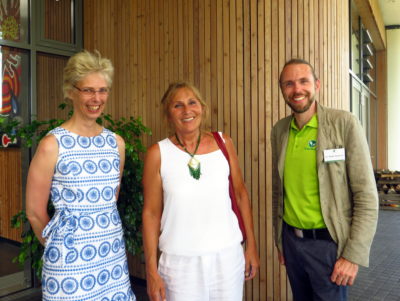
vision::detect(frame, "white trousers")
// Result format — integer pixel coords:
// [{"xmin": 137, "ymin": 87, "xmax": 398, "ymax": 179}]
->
[{"xmin": 158, "ymin": 243, "xmax": 245, "ymax": 301}]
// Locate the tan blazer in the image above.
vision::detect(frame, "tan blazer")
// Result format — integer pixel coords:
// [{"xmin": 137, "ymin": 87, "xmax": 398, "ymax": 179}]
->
[{"xmin": 271, "ymin": 102, "xmax": 378, "ymax": 267}]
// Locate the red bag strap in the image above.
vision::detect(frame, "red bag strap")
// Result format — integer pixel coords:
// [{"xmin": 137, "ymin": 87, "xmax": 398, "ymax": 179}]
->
[
  {"xmin": 212, "ymin": 132, "xmax": 230, "ymax": 163},
  {"xmin": 212, "ymin": 131, "xmax": 247, "ymax": 242}
]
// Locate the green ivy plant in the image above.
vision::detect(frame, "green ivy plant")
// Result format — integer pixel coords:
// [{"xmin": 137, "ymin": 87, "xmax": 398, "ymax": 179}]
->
[{"xmin": 8, "ymin": 103, "xmax": 150, "ymax": 278}]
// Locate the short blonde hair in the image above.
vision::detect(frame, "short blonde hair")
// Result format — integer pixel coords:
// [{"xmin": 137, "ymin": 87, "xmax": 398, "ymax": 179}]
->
[
  {"xmin": 161, "ymin": 81, "xmax": 208, "ymax": 130},
  {"xmin": 63, "ymin": 50, "xmax": 114, "ymax": 99}
]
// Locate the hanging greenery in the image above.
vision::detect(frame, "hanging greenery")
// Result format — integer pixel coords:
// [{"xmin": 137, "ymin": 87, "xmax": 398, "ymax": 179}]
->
[{"xmin": 8, "ymin": 103, "xmax": 150, "ymax": 278}]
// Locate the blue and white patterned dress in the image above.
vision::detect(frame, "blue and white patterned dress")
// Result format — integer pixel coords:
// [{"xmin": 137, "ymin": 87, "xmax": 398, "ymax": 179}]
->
[{"xmin": 41, "ymin": 127, "xmax": 135, "ymax": 301}]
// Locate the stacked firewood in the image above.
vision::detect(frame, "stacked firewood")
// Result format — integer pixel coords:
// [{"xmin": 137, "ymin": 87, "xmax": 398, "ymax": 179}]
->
[{"xmin": 375, "ymin": 170, "xmax": 400, "ymax": 210}]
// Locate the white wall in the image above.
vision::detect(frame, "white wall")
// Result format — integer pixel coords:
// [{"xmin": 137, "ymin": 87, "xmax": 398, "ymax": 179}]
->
[{"xmin": 387, "ymin": 28, "xmax": 400, "ymax": 170}]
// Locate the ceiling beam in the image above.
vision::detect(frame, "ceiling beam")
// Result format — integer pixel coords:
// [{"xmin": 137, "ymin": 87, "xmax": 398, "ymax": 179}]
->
[{"xmin": 354, "ymin": 0, "xmax": 386, "ymax": 50}]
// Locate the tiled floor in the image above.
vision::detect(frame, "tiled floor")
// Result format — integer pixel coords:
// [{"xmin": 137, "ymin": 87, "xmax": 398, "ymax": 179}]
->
[{"xmin": 349, "ymin": 210, "xmax": 400, "ymax": 301}]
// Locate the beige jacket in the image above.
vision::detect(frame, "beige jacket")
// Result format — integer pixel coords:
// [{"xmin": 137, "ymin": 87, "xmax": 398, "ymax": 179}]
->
[{"xmin": 271, "ymin": 102, "xmax": 378, "ymax": 267}]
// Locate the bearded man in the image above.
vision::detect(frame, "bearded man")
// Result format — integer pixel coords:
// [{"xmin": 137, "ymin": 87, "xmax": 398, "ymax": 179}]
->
[{"xmin": 271, "ymin": 58, "xmax": 378, "ymax": 301}]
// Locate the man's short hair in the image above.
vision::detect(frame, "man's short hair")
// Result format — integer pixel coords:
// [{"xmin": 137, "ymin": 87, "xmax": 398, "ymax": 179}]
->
[{"xmin": 279, "ymin": 58, "xmax": 318, "ymax": 84}]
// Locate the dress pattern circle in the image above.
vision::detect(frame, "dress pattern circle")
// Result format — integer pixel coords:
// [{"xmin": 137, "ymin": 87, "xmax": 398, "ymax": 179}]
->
[
  {"xmin": 102, "ymin": 186, "xmax": 114, "ymax": 201},
  {"xmin": 97, "ymin": 213, "xmax": 110, "ymax": 228},
  {"xmin": 106, "ymin": 135, "xmax": 117, "ymax": 147},
  {"xmin": 97, "ymin": 269, "xmax": 110, "ymax": 285},
  {"xmin": 46, "ymin": 247, "xmax": 60, "ymax": 263},
  {"xmin": 60, "ymin": 135, "xmax": 75, "ymax": 149},
  {"xmin": 83, "ymin": 160, "xmax": 98, "ymax": 174},
  {"xmin": 99, "ymin": 159, "xmax": 112, "ymax": 173},
  {"xmin": 61, "ymin": 277, "xmax": 79, "ymax": 295},
  {"xmin": 41, "ymin": 127, "xmax": 135, "ymax": 300},
  {"xmin": 80, "ymin": 274, "xmax": 96, "ymax": 291},
  {"xmin": 46, "ymin": 277, "xmax": 60, "ymax": 295},
  {"xmin": 79, "ymin": 216, "xmax": 95, "ymax": 231},
  {"xmin": 77, "ymin": 136, "xmax": 91, "ymax": 148},
  {"xmin": 86, "ymin": 187, "xmax": 100, "ymax": 203}
]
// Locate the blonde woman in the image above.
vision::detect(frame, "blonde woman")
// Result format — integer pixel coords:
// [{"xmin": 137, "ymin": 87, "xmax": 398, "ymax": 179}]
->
[
  {"xmin": 142, "ymin": 81, "xmax": 259, "ymax": 301},
  {"xmin": 26, "ymin": 50, "xmax": 135, "ymax": 300}
]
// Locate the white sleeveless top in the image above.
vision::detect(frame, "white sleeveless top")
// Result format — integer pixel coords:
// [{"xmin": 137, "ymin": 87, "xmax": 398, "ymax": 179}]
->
[{"xmin": 158, "ymin": 135, "xmax": 242, "ymax": 255}]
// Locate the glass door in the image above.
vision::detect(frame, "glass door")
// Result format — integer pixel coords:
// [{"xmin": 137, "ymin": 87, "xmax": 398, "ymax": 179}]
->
[
  {"xmin": 0, "ymin": 47, "xmax": 32, "ymax": 297},
  {"xmin": 0, "ymin": 0, "xmax": 82, "ymax": 297},
  {"xmin": 0, "ymin": 1, "xmax": 32, "ymax": 296},
  {"xmin": 351, "ymin": 78, "xmax": 370, "ymax": 142}
]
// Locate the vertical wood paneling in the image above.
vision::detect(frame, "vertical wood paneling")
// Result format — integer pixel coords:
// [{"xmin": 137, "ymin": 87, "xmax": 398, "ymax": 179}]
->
[
  {"xmin": 304, "ymin": 0, "xmax": 310, "ymax": 62},
  {"xmin": 0, "ymin": 149, "xmax": 22, "ymax": 241},
  {"xmin": 204, "ymin": 0, "xmax": 212, "ymax": 131},
  {"xmin": 376, "ymin": 50, "xmax": 388, "ymax": 169},
  {"xmin": 223, "ymin": 0, "xmax": 230, "ymax": 135},
  {"xmin": 236, "ymin": 0, "xmax": 244, "ymax": 173},
  {"xmin": 298, "ymin": 0, "xmax": 304, "ymax": 59},
  {"xmin": 44, "ymin": 0, "xmax": 72, "ymax": 43},
  {"xmin": 257, "ymin": 0, "xmax": 266, "ymax": 298},
  {"xmin": 264, "ymin": 2, "xmax": 274, "ymax": 299},
  {"xmin": 249, "ymin": 0, "xmax": 258, "ymax": 297},
  {"xmin": 314, "ymin": 0, "xmax": 320, "ymax": 82},
  {"xmin": 210, "ymin": 0, "xmax": 218, "ymax": 131},
  {"xmin": 83, "ymin": 1, "xmax": 350, "ymax": 299},
  {"xmin": 278, "ymin": 1, "xmax": 286, "ymax": 120},
  {"xmin": 216, "ymin": 0, "xmax": 224, "ymax": 131},
  {"xmin": 229, "ymin": 0, "xmax": 237, "ymax": 145},
  {"xmin": 324, "ymin": 0, "xmax": 330, "ymax": 107},
  {"xmin": 309, "ymin": 0, "xmax": 315, "ymax": 66},
  {"xmin": 131, "ymin": 0, "xmax": 138, "ymax": 117},
  {"xmin": 37, "ymin": 53, "xmax": 69, "ymax": 121},
  {"xmin": 196, "ymin": 0, "xmax": 203, "ymax": 94},
  {"xmin": 291, "ymin": 0, "xmax": 298, "ymax": 59}
]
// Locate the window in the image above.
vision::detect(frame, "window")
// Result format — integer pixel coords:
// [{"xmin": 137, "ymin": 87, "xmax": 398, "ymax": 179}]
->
[
  {"xmin": 350, "ymin": 0, "xmax": 378, "ymax": 168},
  {"xmin": 0, "ymin": 0, "xmax": 82, "ymax": 296}
]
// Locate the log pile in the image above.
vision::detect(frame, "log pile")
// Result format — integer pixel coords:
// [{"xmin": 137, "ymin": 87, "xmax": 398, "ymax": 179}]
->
[{"xmin": 375, "ymin": 170, "xmax": 400, "ymax": 210}]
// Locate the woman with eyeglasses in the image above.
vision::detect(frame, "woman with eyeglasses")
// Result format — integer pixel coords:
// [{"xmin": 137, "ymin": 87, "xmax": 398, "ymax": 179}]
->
[{"xmin": 26, "ymin": 50, "xmax": 135, "ymax": 300}]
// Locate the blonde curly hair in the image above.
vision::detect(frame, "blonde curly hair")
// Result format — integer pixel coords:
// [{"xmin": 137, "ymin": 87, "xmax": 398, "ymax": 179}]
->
[{"xmin": 63, "ymin": 50, "xmax": 114, "ymax": 100}]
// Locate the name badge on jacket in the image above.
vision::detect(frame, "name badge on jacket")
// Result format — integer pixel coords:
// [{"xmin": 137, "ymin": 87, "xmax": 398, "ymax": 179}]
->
[{"xmin": 324, "ymin": 148, "xmax": 345, "ymax": 162}]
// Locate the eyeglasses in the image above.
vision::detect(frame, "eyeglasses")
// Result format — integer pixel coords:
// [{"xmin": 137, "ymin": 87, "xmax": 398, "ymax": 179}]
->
[{"xmin": 73, "ymin": 85, "xmax": 110, "ymax": 97}]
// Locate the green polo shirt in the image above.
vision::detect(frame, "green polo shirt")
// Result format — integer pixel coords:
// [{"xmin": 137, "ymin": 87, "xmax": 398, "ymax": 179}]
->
[{"xmin": 283, "ymin": 114, "xmax": 326, "ymax": 229}]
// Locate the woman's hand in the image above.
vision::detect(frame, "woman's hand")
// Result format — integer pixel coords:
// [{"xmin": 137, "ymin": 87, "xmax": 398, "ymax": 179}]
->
[
  {"xmin": 146, "ymin": 271, "xmax": 166, "ymax": 301},
  {"xmin": 244, "ymin": 246, "xmax": 260, "ymax": 280}
]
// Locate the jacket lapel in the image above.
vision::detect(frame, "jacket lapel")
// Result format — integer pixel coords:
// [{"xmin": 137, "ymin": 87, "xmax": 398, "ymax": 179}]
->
[
  {"xmin": 278, "ymin": 118, "xmax": 291, "ymax": 179},
  {"xmin": 316, "ymin": 102, "xmax": 326, "ymax": 170}
]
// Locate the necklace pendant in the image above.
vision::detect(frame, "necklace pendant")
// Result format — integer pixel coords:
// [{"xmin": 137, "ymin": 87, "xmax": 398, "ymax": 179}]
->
[{"xmin": 188, "ymin": 157, "xmax": 201, "ymax": 180}]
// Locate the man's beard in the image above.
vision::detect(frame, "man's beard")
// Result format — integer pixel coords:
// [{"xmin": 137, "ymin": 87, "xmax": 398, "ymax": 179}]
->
[{"xmin": 285, "ymin": 94, "xmax": 315, "ymax": 113}]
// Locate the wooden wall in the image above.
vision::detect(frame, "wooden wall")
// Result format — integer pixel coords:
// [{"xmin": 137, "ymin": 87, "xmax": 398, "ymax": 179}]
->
[
  {"xmin": 83, "ymin": 0, "xmax": 350, "ymax": 300},
  {"xmin": 0, "ymin": 53, "xmax": 68, "ymax": 243},
  {"xmin": 376, "ymin": 50, "xmax": 388, "ymax": 169},
  {"xmin": 44, "ymin": 0, "xmax": 72, "ymax": 43},
  {"xmin": 36, "ymin": 53, "xmax": 70, "ymax": 121},
  {"xmin": 0, "ymin": 149, "xmax": 22, "ymax": 242}
]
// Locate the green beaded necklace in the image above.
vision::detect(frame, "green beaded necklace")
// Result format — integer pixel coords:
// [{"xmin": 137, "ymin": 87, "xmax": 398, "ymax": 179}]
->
[{"xmin": 175, "ymin": 132, "xmax": 202, "ymax": 180}]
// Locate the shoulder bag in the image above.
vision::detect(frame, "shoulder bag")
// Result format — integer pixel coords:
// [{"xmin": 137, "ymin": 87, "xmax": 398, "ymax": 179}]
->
[{"xmin": 212, "ymin": 131, "xmax": 247, "ymax": 242}]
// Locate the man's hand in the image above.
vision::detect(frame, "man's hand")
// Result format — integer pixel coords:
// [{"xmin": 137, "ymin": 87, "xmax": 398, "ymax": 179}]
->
[{"xmin": 330, "ymin": 257, "xmax": 359, "ymax": 286}]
